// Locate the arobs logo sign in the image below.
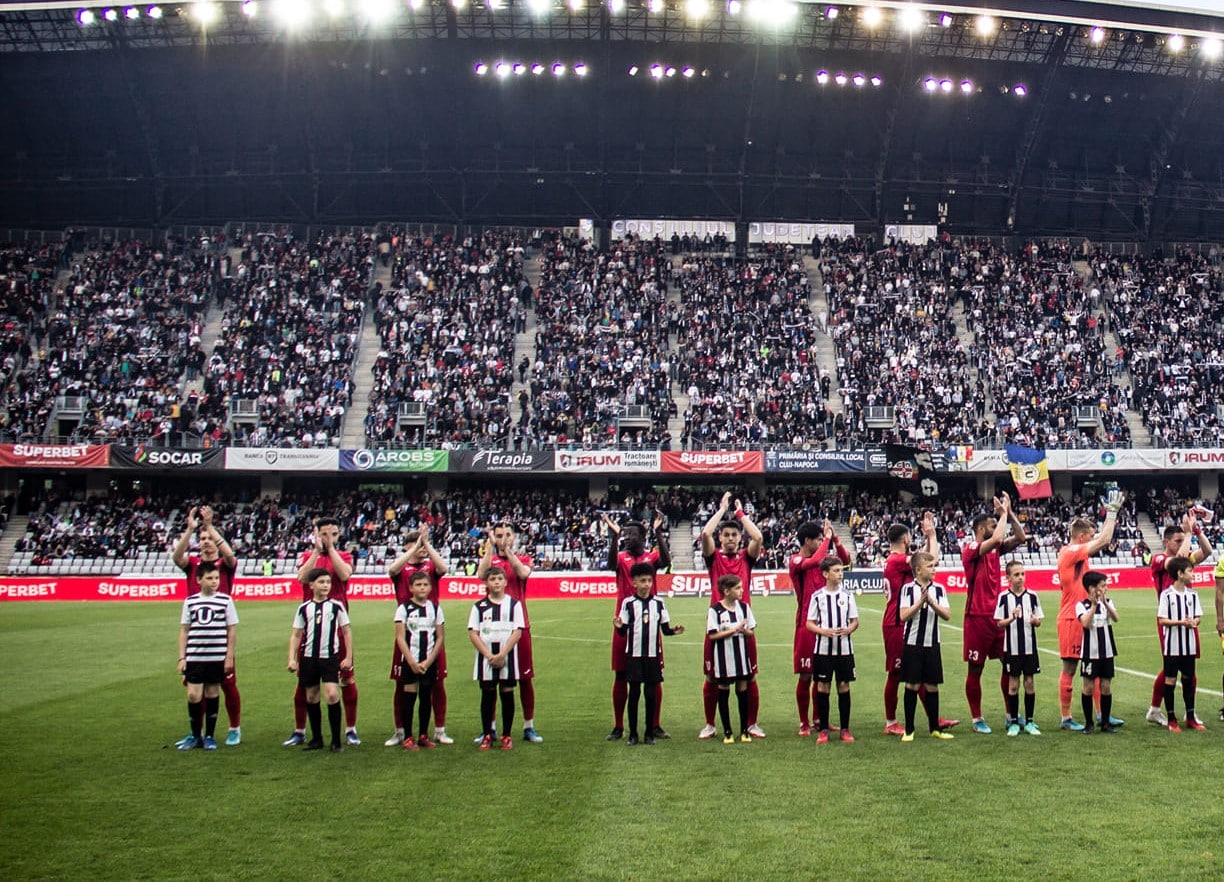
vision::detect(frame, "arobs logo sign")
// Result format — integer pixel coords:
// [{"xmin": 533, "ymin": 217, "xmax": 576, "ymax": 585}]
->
[
  {"xmin": 340, "ymin": 448, "xmax": 448, "ymax": 472},
  {"xmin": 554, "ymin": 450, "xmax": 660, "ymax": 473},
  {"xmin": 1166, "ymin": 449, "xmax": 1224, "ymax": 469}
]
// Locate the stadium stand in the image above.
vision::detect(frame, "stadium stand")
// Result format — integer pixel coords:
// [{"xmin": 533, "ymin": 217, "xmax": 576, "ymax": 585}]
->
[{"xmin": 0, "ymin": 242, "xmax": 66, "ymax": 440}]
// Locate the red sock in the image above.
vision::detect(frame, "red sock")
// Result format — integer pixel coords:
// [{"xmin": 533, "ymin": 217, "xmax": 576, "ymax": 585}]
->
[
  {"xmin": 811, "ymin": 681, "xmax": 821, "ymax": 727},
  {"xmin": 392, "ymin": 684, "xmax": 402, "ymax": 729},
  {"xmin": 433, "ymin": 681, "xmax": 447, "ymax": 726},
  {"xmin": 221, "ymin": 675, "xmax": 241, "ymax": 727},
  {"xmin": 1093, "ymin": 680, "xmax": 1101, "ymax": 713},
  {"xmin": 520, "ymin": 679, "xmax": 536, "ymax": 721},
  {"xmin": 341, "ymin": 681, "xmax": 358, "ymax": 728},
  {"xmin": 1059, "ymin": 671, "xmax": 1073, "ymax": 718},
  {"xmin": 796, "ymin": 680, "xmax": 810, "ymax": 726},
  {"xmin": 612, "ymin": 678, "xmax": 628, "ymax": 728},
  {"xmin": 294, "ymin": 685, "xmax": 307, "ymax": 730},
  {"xmin": 748, "ymin": 680, "xmax": 760, "ymax": 727},
  {"xmin": 884, "ymin": 671, "xmax": 902, "ymax": 721},
  {"xmin": 999, "ymin": 671, "xmax": 1010, "ymax": 708},
  {"xmin": 652, "ymin": 683, "xmax": 663, "ymax": 729},
  {"xmin": 1152, "ymin": 673, "xmax": 1166, "ymax": 708},
  {"xmin": 965, "ymin": 671, "xmax": 983, "ymax": 719},
  {"xmin": 702, "ymin": 679, "xmax": 717, "ymax": 726}
]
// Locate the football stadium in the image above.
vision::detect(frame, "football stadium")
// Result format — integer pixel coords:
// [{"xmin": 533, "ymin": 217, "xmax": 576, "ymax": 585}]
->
[{"xmin": 2, "ymin": 1, "xmax": 1224, "ymax": 879}]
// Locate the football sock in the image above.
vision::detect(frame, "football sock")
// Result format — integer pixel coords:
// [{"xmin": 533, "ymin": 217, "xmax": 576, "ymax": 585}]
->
[
  {"xmin": 1081, "ymin": 693, "xmax": 1094, "ymax": 726},
  {"xmin": 747, "ymin": 680, "xmax": 760, "ymax": 726},
  {"xmin": 188, "ymin": 700, "xmax": 203, "ymax": 740},
  {"xmin": 1164, "ymin": 682, "xmax": 1176, "ymax": 718},
  {"xmin": 815, "ymin": 691, "xmax": 830, "ymax": 732},
  {"xmin": 811, "ymin": 681, "xmax": 822, "ymax": 727},
  {"xmin": 736, "ymin": 687, "xmax": 750, "ymax": 734},
  {"xmin": 341, "ymin": 681, "xmax": 358, "ymax": 728},
  {"xmin": 645, "ymin": 685, "xmax": 658, "ymax": 736},
  {"xmin": 306, "ymin": 701, "xmax": 322, "ymax": 741},
  {"xmin": 1152, "ymin": 673, "xmax": 1166, "ymax": 710},
  {"xmin": 400, "ymin": 690, "xmax": 418, "ymax": 739},
  {"xmin": 480, "ymin": 687, "xmax": 497, "ymax": 736},
  {"xmin": 627, "ymin": 682, "xmax": 641, "ymax": 737},
  {"xmin": 327, "ymin": 702, "xmax": 341, "ymax": 746},
  {"xmin": 1093, "ymin": 680, "xmax": 1102, "ymax": 713},
  {"xmin": 499, "ymin": 689, "xmax": 516, "ymax": 734},
  {"xmin": 392, "ymin": 684, "xmax": 403, "ymax": 729},
  {"xmin": 204, "ymin": 695, "xmax": 219, "ymax": 738},
  {"xmin": 717, "ymin": 689, "xmax": 731, "ymax": 736},
  {"xmin": 1024, "ymin": 692, "xmax": 1035, "ymax": 721},
  {"xmin": 612, "ymin": 678, "xmax": 628, "ymax": 729},
  {"xmin": 417, "ymin": 682, "xmax": 433, "ymax": 737},
  {"xmin": 796, "ymin": 680, "xmax": 810, "ymax": 727},
  {"xmin": 923, "ymin": 690, "xmax": 941, "ymax": 733},
  {"xmin": 1059, "ymin": 672, "xmax": 1073, "ymax": 718},
  {"xmin": 221, "ymin": 676, "xmax": 241, "ymax": 728},
  {"xmin": 433, "ymin": 682, "xmax": 447, "ymax": 727},
  {"xmin": 837, "ymin": 691, "xmax": 851, "ymax": 731},
  {"xmin": 965, "ymin": 671, "xmax": 983, "ymax": 719},
  {"xmin": 703, "ymin": 679, "xmax": 718, "ymax": 727},
  {"xmin": 294, "ymin": 685, "xmax": 308, "ymax": 730},
  {"xmin": 1182, "ymin": 680, "xmax": 1195, "ymax": 721},
  {"xmin": 884, "ymin": 671, "xmax": 902, "ymax": 722},
  {"xmin": 1006, "ymin": 693, "xmax": 1019, "ymax": 721},
  {"xmin": 1100, "ymin": 693, "xmax": 1112, "ymax": 724},
  {"xmin": 520, "ymin": 679, "xmax": 536, "ymax": 721},
  {"xmin": 903, "ymin": 689, "xmax": 918, "ymax": 735},
  {"xmin": 999, "ymin": 671, "xmax": 1009, "ymax": 708},
  {"xmin": 651, "ymin": 684, "xmax": 663, "ymax": 730}
]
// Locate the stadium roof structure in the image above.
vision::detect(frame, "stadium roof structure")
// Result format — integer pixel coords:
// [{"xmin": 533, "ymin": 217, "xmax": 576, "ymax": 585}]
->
[{"xmin": 4, "ymin": 0, "xmax": 1224, "ymax": 239}]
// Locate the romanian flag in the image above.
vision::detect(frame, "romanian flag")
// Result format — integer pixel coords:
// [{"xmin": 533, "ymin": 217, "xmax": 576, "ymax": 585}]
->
[
  {"xmin": 1005, "ymin": 444, "xmax": 1052, "ymax": 500},
  {"xmin": 946, "ymin": 445, "xmax": 974, "ymax": 463}
]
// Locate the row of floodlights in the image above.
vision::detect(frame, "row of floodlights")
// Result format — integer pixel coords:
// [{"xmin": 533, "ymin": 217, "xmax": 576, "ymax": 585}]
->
[
  {"xmin": 921, "ymin": 77, "xmax": 1026, "ymax": 96},
  {"xmin": 475, "ymin": 61, "xmax": 587, "ymax": 77}
]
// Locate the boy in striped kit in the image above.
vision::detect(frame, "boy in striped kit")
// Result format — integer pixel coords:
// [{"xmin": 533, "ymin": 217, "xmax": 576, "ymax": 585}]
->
[
  {"xmin": 707, "ymin": 574, "xmax": 758, "ymax": 744},
  {"xmin": 468, "ymin": 566, "xmax": 524, "ymax": 751},
  {"xmin": 1156, "ymin": 556, "xmax": 1206, "ymax": 732},
  {"xmin": 394, "ymin": 570, "xmax": 446, "ymax": 751},
  {"xmin": 176, "ymin": 562, "xmax": 238, "ymax": 751},
  {"xmin": 805, "ymin": 556, "xmax": 859, "ymax": 744},
  {"xmin": 1077, "ymin": 571, "xmax": 1118, "ymax": 735},
  {"xmin": 614, "ymin": 562, "xmax": 686, "ymax": 746},
  {"xmin": 899, "ymin": 552, "xmax": 954, "ymax": 742},
  {"xmin": 992, "ymin": 561, "xmax": 1044, "ymax": 736},
  {"xmin": 288, "ymin": 569, "xmax": 353, "ymax": 752}
]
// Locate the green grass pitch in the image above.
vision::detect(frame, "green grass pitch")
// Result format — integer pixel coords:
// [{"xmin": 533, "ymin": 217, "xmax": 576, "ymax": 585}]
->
[{"xmin": 2, "ymin": 590, "xmax": 1221, "ymax": 881}]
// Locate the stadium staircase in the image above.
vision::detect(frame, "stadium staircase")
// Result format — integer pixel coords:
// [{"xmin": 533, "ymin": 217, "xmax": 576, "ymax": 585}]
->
[
  {"xmin": 340, "ymin": 259, "xmax": 394, "ymax": 448},
  {"xmin": 951, "ymin": 298, "xmax": 996, "ymax": 424},
  {"xmin": 509, "ymin": 253, "xmax": 541, "ymax": 431},
  {"xmin": 0, "ymin": 515, "xmax": 28, "ymax": 575},
  {"xmin": 802, "ymin": 255, "xmax": 843, "ymax": 418},
  {"xmin": 1136, "ymin": 511, "xmax": 1163, "ymax": 552},
  {"xmin": 667, "ymin": 255, "xmax": 689, "ymax": 445}
]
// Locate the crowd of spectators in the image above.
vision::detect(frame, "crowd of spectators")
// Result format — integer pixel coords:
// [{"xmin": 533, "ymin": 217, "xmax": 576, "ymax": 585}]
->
[
  {"xmin": 364, "ymin": 232, "xmax": 528, "ymax": 448},
  {"xmin": 0, "ymin": 242, "xmax": 66, "ymax": 439}
]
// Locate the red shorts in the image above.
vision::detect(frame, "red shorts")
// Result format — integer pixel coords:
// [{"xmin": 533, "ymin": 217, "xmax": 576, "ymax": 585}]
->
[
  {"xmin": 389, "ymin": 645, "xmax": 447, "ymax": 681},
  {"xmin": 704, "ymin": 635, "xmax": 758, "ymax": 677},
  {"xmin": 962, "ymin": 615, "xmax": 1004, "ymax": 664},
  {"xmin": 611, "ymin": 628, "xmax": 628, "ymax": 672},
  {"xmin": 883, "ymin": 625, "xmax": 904, "ymax": 674},
  {"xmin": 793, "ymin": 626, "xmax": 815, "ymax": 674},
  {"xmin": 517, "ymin": 630, "xmax": 534, "ymax": 680},
  {"xmin": 1058, "ymin": 618, "xmax": 1082, "ymax": 660}
]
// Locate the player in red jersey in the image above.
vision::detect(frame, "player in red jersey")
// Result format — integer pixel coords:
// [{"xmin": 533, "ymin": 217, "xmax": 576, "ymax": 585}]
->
[
  {"xmin": 283, "ymin": 517, "xmax": 359, "ymax": 747},
  {"xmin": 698, "ymin": 492, "xmax": 764, "ymax": 739},
  {"xmin": 961, "ymin": 492, "xmax": 1027, "ymax": 734},
  {"xmin": 172, "ymin": 505, "xmax": 242, "ymax": 747},
  {"xmin": 789, "ymin": 519, "xmax": 849, "ymax": 736},
  {"xmin": 881, "ymin": 512, "xmax": 954, "ymax": 735},
  {"xmin": 1144, "ymin": 512, "xmax": 1213, "ymax": 726},
  {"xmin": 604, "ymin": 510, "xmax": 671, "ymax": 740},
  {"xmin": 385, "ymin": 524, "xmax": 451, "ymax": 745},
  {"xmin": 476, "ymin": 521, "xmax": 541, "ymax": 743}
]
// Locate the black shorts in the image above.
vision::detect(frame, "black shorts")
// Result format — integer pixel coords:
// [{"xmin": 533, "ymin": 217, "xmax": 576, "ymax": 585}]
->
[
  {"xmin": 813, "ymin": 654, "xmax": 856, "ymax": 684},
  {"xmin": 479, "ymin": 677, "xmax": 518, "ymax": 690},
  {"xmin": 1003, "ymin": 654, "xmax": 1041, "ymax": 677},
  {"xmin": 625, "ymin": 656, "xmax": 664, "ymax": 685},
  {"xmin": 400, "ymin": 662, "xmax": 438, "ymax": 686},
  {"xmin": 184, "ymin": 661, "xmax": 225, "ymax": 685},
  {"xmin": 299, "ymin": 657, "xmax": 341, "ymax": 688},
  {"xmin": 1162, "ymin": 655, "xmax": 1196, "ymax": 680},
  {"xmin": 900, "ymin": 645, "xmax": 943, "ymax": 686},
  {"xmin": 1080, "ymin": 657, "xmax": 1115, "ymax": 680}
]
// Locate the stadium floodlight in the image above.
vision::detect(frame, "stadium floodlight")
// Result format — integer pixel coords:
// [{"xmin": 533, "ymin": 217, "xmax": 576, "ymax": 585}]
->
[
  {"xmin": 834, "ymin": 72, "xmax": 847, "ymax": 85},
  {"xmin": 682, "ymin": 66, "xmax": 695, "ymax": 78},
  {"xmin": 815, "ymin": 69, "xmax": 829, "ymax": 84},
  {"xmin": 475, "ymin": 62, "xmax": 489, "ymax": 75},
  {"xmin": 1013, "ymin": 83, "xmax": 1027, "ymax": 96},
  {"xmin": 870, "ymin": 75, "xmax": 882, "ymax": 86},
  {"xmin": 487, "ymin": 0, "xmax": 504, "ymax": 10},
  {"xmin": 685, "ymin": 0, "xmax": 710, "ymax": 21},
  {"xmin": 727, "ymin": 0, "xmax": 741, "ymax": 15},
  {"xmin": 451, "ymin": 0, "xmax": 467, "ymax": 9},
  {"xmin": 574, "ymin": 62, "xmax": 588, "ymax": 76},
  {"xmin": 147, "ymin": 5, "xmax": 162, "ymax": 18},
  {"xmin": 899, "ymin": 6, "xmax": 922, "ymax": 32},
  {"xmin": 1090, "ymin": 26, "xmax": 1105, "ymax": 45},
  {"xmin": 923, "ymin": 77, "xmax": 937, "ymax": 92},
  {"xmin": 241, "ymin": 0, "xmax": 257, "ymax": 17},
  {"xmin": 1203, "ymin": 37, "xmax": 1223, "ymax": 60},
  {"xmin": 747, "ymin": 0, "xmax": 798, "ymax": 26},
  {"xmin": 939, "ymin": 78, "xmax": 953, "ymax": 93},
  {"xmin": 567, "ymin": 0, "xmax": 584, "ymax": 10},
  {"xmin": 553, "ymin": 62, "xmax": 567, "ymax": 76},
  {"xmin": 495, "ymin": 61, "xmax": 510, "ymax": 77},
  {"xmin": 513, "ymin": 62, "xmax": 526, "ymax": 75},
  {"xmin": 975, "ymin": 14, "xmax": 995, "ymax": 37},
  {"xmin": 959, "ymin": 79, "xmax": 973, "ymax": 94},
  {"xmin": 648, "ymin": 0, "xmax": 663, "ymax": 12},
  {"xmin": 1167, "ymin": 34, "xmax": 1185, "ymax": 53},
  {"xmin": 665, "ymin": 66, "xmax": 677, "ymax": 77},
  {"xmin": 823, "ymin": 5, "xmax": 836, "ymax": 20},
  {"xmin": 77, "ymin": 8, "xmax": 96, "ymax": 24},
  {"xmin": 407, "ymin": 0, "xmax": 425, "ymax": 9},
  {"xmin": 531, "ymin": 62, "xmax": 545, "ymax": 74},
  {"xmin": 359, "ymin": 0, "xmax": 396, "ymax": 22},
  {"xmin": 272, "ymin": 0, "xmax": 311, "ymax": 26},
  {"xmin": 190, "ymin": 2, "xmax": 220, "ymax": 25},
  {"xmin": 103, "ymin": 7, "xmax": 119, "ymax": 21},
  {"xmin": 124, "ymin": 6, "xmax": 141, "ymax": 19},
  {"xmin": 628, "ymin": 65, "xmax": 639, "ymax": 76},
  {"xmin": 608, "ymin": 0, "xmax": 625, "ymax": 11},
  {"xmin": 850, "ymin": 73, "xmax": 864, "ymax": 87},
  {"xmin": 323, "ymin": 0, "xmax": 344, "ymax": 15},
  {"xmin": 527, "ymin": 0, "xmax": 550, "ymax": 13},
  {"xmin": 650, "ymin": 63, "xmax": 663, "ymax": 78},
  {"xmin": 861, "ymin": 6, "xmax": 882, "ymax": 28},
  {"xmin": 939, "ymin": 13, "xmax": 952, "ymax": 27}
]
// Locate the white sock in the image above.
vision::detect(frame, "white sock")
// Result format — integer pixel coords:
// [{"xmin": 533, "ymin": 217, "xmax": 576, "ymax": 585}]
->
[
  {"xmin": 523, "ymin": 718, "xmax": 535, "ymax": 729},
  {"xmin": 392, "ymin": 727, "xmax": 404, "ymax": 736},
  {"xmin": 346, "ymin": 726, "xmax": 357, "ymax": 734},
  {"xmin": 434, "ymin": 726, "xmax": 445, "ymax": 735}
]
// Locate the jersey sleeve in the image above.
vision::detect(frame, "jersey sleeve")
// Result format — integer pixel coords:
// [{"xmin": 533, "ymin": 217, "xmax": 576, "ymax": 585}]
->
[
  {"xmin": 962, "ymin": 541, "xmax": 980, "ymax": 564},
  {"xmin": 180, "ymin": 599, "xmax": 192, "ymax": 625},
  {"xmin": 226, "ymin": 597, "xmax": 239, "ymax": 626},
  {"xmin": 744, "ymin": 603, "xmax": 758, "ymax": 631},
  {"xmin": 658, "ymin": 600, "xmax": 671, "ymax": 626},
  {"xmin": 846, "ymin": 594, "xmax": 859, "ymax": 620},
  {"xmin": 434, "ymin": 602, "xmax": 445, "ymax": 625},
  {"xmin": 993, "ymin": 593, "xmax": 1009, "ymax": 619},
  {"xmin": 394, "ymin": 604, "xmax": 407, "ymax": 623},
  {"xmin": 805, "ymin": 592, "xmax": 820, "ymax": 624},
  {"xmin": 511, "ymin": 600, "xmax": 526, "ymax": 630},
  {"xmin": 1031, "ymin": 594, "xmax": 1044, "ymax": 619},
  {"xmin": 1157, "ymin": 590, "xmax": 1171, "ymax": 619},
  {"xmin": 706, "ymin": 606, "xmax": 720, "ymax": 634},
  {"xmin": 336, "ymin": 605, "xmax": 351, "ymax": 628},
  {"xmin": 292, "ymin": 604, "xmax": 307, "ymax": 630},
  {"xmin": 467, "ymin": 603, "xmax": 481, "ymax": 631}
]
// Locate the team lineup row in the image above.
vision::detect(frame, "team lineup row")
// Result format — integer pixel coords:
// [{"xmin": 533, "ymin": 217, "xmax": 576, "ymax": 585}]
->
[{"xmin": 173, "ymin": 489, "xmax": 1224, "ymax": 751}]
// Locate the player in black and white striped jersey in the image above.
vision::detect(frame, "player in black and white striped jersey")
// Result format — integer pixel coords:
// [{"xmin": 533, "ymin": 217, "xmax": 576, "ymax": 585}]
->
[
  {"xmin": 898, "ymin": 552, "xmax": 954, "ymax": 741},
  {"xmin": 992, "ymin": 561, "xmax": 1044, "ymax": 737},
  {"xmin": 614, "ymin": 562, "xmax": 686, "ymax": 746},
  {"xmin": 288, "ymin": 569, "xmax": 353, "ymax": 752},
  {"xmin": 805, "ymin": 557, "xmax": 859, "ymax": 744},
  {"xmin": 176, "ymin": 562, "xmax": 238, "ymax": 751},
  {"xmin": 394, "ymin": 570, "xmax": 446, "ymax": 751},
  {"xmin": 467, "ymin": 567, "xmax": 525, "ymax": 751},
  {"xmin": 707, "ymin": 574, "xmax": 757, "ymax": 744},
  {"xmin": 1076, "ymin": 571, "xmax": 1118, "ymax": 735},
  {"xmin": 1156, "ymin": 556, "xmax": 1206, "ymax": 732}
]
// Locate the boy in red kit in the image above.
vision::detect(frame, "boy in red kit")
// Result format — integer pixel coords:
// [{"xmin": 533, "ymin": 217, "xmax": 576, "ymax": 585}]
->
[
  {"xmin": 385, "ymin": 525, "xmax": 452, "ymax": 746},
  {"xmin": 698, "ymin": 492, "xmax": 765, "ymax": 739},
  {"xmin": 789, "ymin": 519, "xmax": 849, "ymax": 736},
  {"xmin": 604, "ymin": 511, "xmax": 671, "ymax": 741},
  {"xmin": 284, "ymin": 517, "xmax": 360, "ymax": 747}
]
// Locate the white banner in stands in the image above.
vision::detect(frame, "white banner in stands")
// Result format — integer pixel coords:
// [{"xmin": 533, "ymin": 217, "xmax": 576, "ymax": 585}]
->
[
  {"xmin": 884, "ymin": 224, "xmax": 938, "ymax": 244},
  {"xmin": 748, "ymin": 222, "xmax": 856, "ymax": 244},
  {"xmin": 610, "ymin": 219, "xmax": 736, "ymax": 240}
]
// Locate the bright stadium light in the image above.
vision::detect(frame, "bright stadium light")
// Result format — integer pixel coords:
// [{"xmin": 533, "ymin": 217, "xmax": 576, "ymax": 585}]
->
[
  {"xmin": 924, "ymin": 77, "xmax": 937, "ymax": 92},
  {"xmin": 359, "ymin": 0, "xmax": 396, "ymax": 22},
  {"xmin": 323, "ymin": 0, "xmax": 344, "ymax": 14},
  {"xmin": 627, "ymin": 65, "xmax": 639, "ymax": 76},
  {"xmin": 475, "ymin": 62, "xmax": 489, "ymax": 75},
  {"xmin": 650, "ymin": 63, "xmax": 663, "ymax": 78},
  {"xmin": 940, "ymin": 78, "xmax": 953, "ymax": 93},
  {"xmin": 685, "ymin": 0, "xmax": 710, "ymax": 20},
  {"xmin": 1090, "ymin": 26, "xmax": 1105, "ymax": 44},
  {"xmin": 861, "ymin": 6, "xmax": 882, "ymax": 28},
  {"xmin": 77, "ymin": 8, "xmax": 96, "ymax": 24},
  {"xmin": 939, "ymin": 12, "xmax": 952, "ymax": 27},
  {"xmin": 608, "ymin": 0, "xmax": 625, "ymax": 11},
  {"xmin": 852, "ymin": 73, "xmax": 865, "ymax": 87},
  {"xmin": 487, "ymin": 0, "xmax": 504, "ymax": 9},
  {"xmin": 870, "ymin": 75, "xmax": 881, "ymax": 87},
  {"xmin": 513, "ymin": 62, "xmax": 526, "ymax": 75},
  {"xmin": 451, "ymin": 0, "xmax": 466, "ymax": 9},
  {"xmin": 682, "ymin": 65, "xmax": 695, "ymax": 78},
  {"xmin": 823, "ymin": 5, "xmax": 837, "ymax": 20},
  {"xmin": 495, "ymin": 61, "xmax": 510, "ymax": 77},
  {"xmin": 1202, "ymin": 37, "xmax": 1223, "ymax": 60},
  {"xmin": 147, "ymin": 4, "xmax": 163, "ymax": 18},
  {"xmin": 553, "ymin": 62, "xmax": 567, "ymax": 76},
  {"xmin": 815, "ymin": 69, "xmax": 829, "ymax": 84},
  {"xmin": 531, "ymin": 62, "xmax": 545, "ymax": 74},
  {"xmin": 1167, "ymin": 34, "xmax": 1185, "ymax": 53},
  {"xmin": 573, "ymin": 61, "xmax": 588, "ymax": 76},
  {"xmin": 648, "ymin": 0, "xmax": 663, "ymax": 12},
  {"xmin": 899, "ymin": 6, "xmax": 923, "ymax": 32},
  {"xmin": 527, "ymin": 0, "xmax": 550, "ymax": 12},
  {"xmin": 191, "ymin": 2, "xmax": 220, "ymax": 26},
  {"xmin": 103, "ymin": 7, "xmax": 119, "ymax": 21},
  {"xmin": 1013, "ymin": 83, "xmax": 1028, "ymax": 96},
  {"xmin": 747, "ymin": 0, "xmax": 798, "ymax": 26},
  {"xmin": 959, "ymin": 79, "xmax": 973, "ymax": 94},
  {"xmin": 273, "ymin": 0, "xmax": 311, "ymax": 26},
  {"xmin": 124, "ymin": 6, "xmax": 141, "ymax": 19},
  {"xmin": 975, "ymin": 14, "xmax": 996, "ymax": 37},
  {"xmin": 241, "ymin": 0, "xmax": 257, "ymax": 16},
  {"xmin": 567, "ymin": 0, "xmax": 584, "ymax": 10},
  {"xmin": 727, "ymin": 0, "xmax": 741, "ymax": 14},
  {"xmin": 665, "ymin": 66, "xmax": 677, "ymax": 77},
  {"xmin": 834, "ymin": 72, "xmax": 847, "ymax": 85}
]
